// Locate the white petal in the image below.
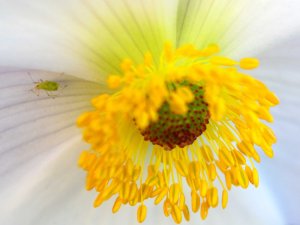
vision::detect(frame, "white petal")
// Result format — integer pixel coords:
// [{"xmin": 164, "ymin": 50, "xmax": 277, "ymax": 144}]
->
[
  {"xmin": 250, "ymin": 32, "xmax": 300, "ymax": 224},
  {"xmin": 0, "ymin": 0, "xmax": 178, "ymax": 83},
  {"xmin": 176, "ymin": 0, "xmax": 300, "ymax": 56},
  {"xmin": 0, "ymin": 70, "xmax": 103, "ymax": 223}
]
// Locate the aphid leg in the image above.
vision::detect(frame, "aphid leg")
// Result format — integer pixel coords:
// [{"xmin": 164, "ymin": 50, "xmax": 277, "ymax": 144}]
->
[
  {"xmin": 29, "ymin": 87, "xmax": 40, "ymax": 96},
  {"xmin": 46, "ymin": 91, "xmax": 57, "ymax": 99}
]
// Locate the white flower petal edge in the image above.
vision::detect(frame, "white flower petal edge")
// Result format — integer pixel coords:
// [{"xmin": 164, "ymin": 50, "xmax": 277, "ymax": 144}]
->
[
  {"xmin": 252, "ymin": 32, "xmax": 300, "ymax": 224},
  {"xmin": 0, "ymin": 0, "xmax": 178, "ymax": 83},
  {"xmin": 0, "ymin": 70, "xmax": 103, "ymax": 223},
  {"xmin": 177, "ymin": 0, "xmax": 300, "ymax": 57}
]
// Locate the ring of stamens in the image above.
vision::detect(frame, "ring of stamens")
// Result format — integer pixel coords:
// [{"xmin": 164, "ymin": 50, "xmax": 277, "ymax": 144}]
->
[{"xmin": 77, "ymin": 42, "xmax": 279, "ymax": 224}]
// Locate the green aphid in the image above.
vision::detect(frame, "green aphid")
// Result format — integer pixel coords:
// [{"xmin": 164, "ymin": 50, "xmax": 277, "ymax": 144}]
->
[
  {"xmin": 28, "ymin": 73, "xmax": 66, "ymax": 98},
  {"xmin": 35, "ymin": 80, "xmax": 59, "ymax": 91},
  {"xmin": 31, "ymin": 79, "xmax": 63, "ymax": 98}
]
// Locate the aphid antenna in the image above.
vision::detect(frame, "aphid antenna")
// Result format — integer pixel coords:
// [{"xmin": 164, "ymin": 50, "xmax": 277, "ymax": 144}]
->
[
  {"xmin": 27, "ymin": 72, "xmax": 42, "ymax": 84},
  {"xmin": 27, "ymin": 72, "xmax": 35, "ymax": 83}
]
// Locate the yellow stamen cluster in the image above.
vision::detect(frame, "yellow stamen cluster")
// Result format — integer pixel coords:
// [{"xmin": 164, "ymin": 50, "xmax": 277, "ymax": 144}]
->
[{"xmin": 77, "ymin": 42, "xmax": 279, "ymax": 223}]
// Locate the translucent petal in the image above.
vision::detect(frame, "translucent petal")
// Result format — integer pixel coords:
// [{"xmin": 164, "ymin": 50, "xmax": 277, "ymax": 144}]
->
[
  {"xmin": 176, "ymin": 0, "xmax": 300, "ymax": 56},
  {"xmin": 252, "ymin": 33, "xmax": 300, "ymax": 224},
  {"xmin": 0, "ymin": 70, "xmax": 102, "ymax": 211},
  {"xmin": 0, "ymin": 0, "xmax": 178, "ymax": 83}
]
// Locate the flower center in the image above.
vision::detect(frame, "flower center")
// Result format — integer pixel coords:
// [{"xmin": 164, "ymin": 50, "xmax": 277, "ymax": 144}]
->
[
  {"xmin": 139, "ymin": 84, "xmax": 209, "ymax": 150},
  {"xmin": 77, "ymin": 42, "xmax": 279, "ymax": 224}
]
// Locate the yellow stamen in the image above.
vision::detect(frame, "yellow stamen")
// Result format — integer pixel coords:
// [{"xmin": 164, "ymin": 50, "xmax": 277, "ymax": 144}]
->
[
  {"xmin": 240, "ymin": 58, "xmax": 260, "ymax": 69},
  {"xmin": 77, "ymin": 42, "xmax": 278, "ymax": 223},
  {"xmin": 137, "ymin": 204, "xmax": 147, "ymax": 223}
]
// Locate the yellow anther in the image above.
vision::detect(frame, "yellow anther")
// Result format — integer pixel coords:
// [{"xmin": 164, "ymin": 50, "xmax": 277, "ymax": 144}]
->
[
  {"xmin": 175, "ymin": 160, "xmax": 188, "ymax": 176},
  {"xmin": 237, "ymin": 167, "xmax": 249, "ymax": 189},
  {"xmin": 112, "ymin": 197, "xmax": 122, "ymax": 213},
  {"xmin": 169, "ymin": 92, "xmax": 188, "ymax": 115},
  {"xmin": 93, "ymin": 193, "xmax": 104, "ymax": 208},
  {"xmin": 219, "ymin": 148, "xmax": 234, "ymax": 166},
  {"xmin": 169, "ymin": 184, "xmax": 180, "ymax": 203},
  {"xmin": 157, "ymin": 172, "xmax": 166, "ymax": 187},
  {"xmin": 78, "ymin": 151, "xmax": 89, "ymax": 167},
  {"xmin": 120, "ymin": 182, "xmax": 131, "ymax": 200},
  {"xmin": 263, "ymin": 126, "xmax": 277, "ymax": 144},
  {"xmin": 245, "ymin": 166, "xmax": 254, "ymax": 184},
  {"xmin": 137, "ymin": 204, "xmax": 147, "ymax": 223},
  {"xmin": 210, "ymin": 99, "xmax": 226, "ymax": 121},
  {"xmin": 233, "ymin": 150, "xmax": 246, "ymax": 165},
  {"xmin": 183, "ymin": 205, "xmax": 190, "ymax": 221},
  {"xmin": 191, "ymin": 190, "xmax": 200, "ymax": 212},
  {"xmin": 202, "ymin": 44, "xmax": 220, "ymax": 56},
  {"xmin": 96, "ymin": 180, "xmax": 107, "ymax": 192},
  {"xmin": 121, "ymin": 58, "xmax": 133, "ymax": 72},
  {"xmin": 252, "ymin": 168, "xmax": 259, "ymax": 187},
  {"xmin": 163, "ymin": 199, "xmax": 172, "ymax": 217},
  {"xmin": 240, "ymin": 58, "xmax": 259, "ymax": 70},
  {"xmin": 107, "ymin": 75, "xmax": 122, "ymax": 89},
  {"xmin": 258, "ymin": 107, "xmax": 273, "ymax": 122},
  {"xmin": 176, "ymin": 86, "xmax": 194, "ymax": 103},
  {"xmin": 237, "ymin": 142, "xmax": 253, "ymax": 156},
  {"xmin": 216, "ymin": 160, "xmax": 227, "ymax": 173},
  {"xmin": 171, "ymin": 205, "xmax": 182, "ymax": 224},
  {"xmin": 230, "ymin": 169, "xmax": 239, "ymax": 186},
  {"xmin": 200, "ymin": 146, "xmax": 214, "ymax": 162},
  {"xmin": 129, "ymin": 194, "xmax": 139, "ymax": 206},
  {"xmin": 154, "ymin": 187, "xmax": 168, "ymax": 205},
  {"xmin": 200, "ymin": 202, "xmax": 209, "ymax": 219},
  {"xmin": 211, "ymin": 56, "xmax": 237, "ymax": 66},
  {"xmin": 265, "ymin": 92, "xmax": 280, "ymax": 105},
  {"xmin": 136, "ymin": 111, "xmax": 150, "ymax": 129},
  {"xmin": 207, "ymin": 187, "xmax": 218, "ymax": 208},
  {"xmin": 265, "ymin": 147, "xmax": 275, "ymax": 158},
  {"xmin": 146, "ymin": 175, "xmax": 158, "ymax": 186},
  {"xmin": 132, "ymin": 166, "xmax": 141, "ymax": 181},
  {"xmin": 179, "ymin": 194, "xmax": 185, "ymax": 210},
  {"xmin": 200, "ymin": 180, "xmax": 208, "ymax": 197},
  {"xmin": 176, "ymin": 44, "xmax": 196, "ymax": 57},
  {"xmin": 129, "ymin": 183, "xmax": 138, "ymax": 201},
  {"xmin": 188, "ymin": 161, "xmax": 200, "ymax": 179},
  {"xmin": 86, "ymin": 174, "xmax": 96, "ymax": 191},
  {"xmin": 225, "ymin": 171, "xmax": 232, "ymax": 190},
  {"xmin": 222, "ymin": 190, "xmax": 228, "ymax": 209},
  {"xmin": 208, "ymin": 163, "xmax": 217, "ymax": 181}
]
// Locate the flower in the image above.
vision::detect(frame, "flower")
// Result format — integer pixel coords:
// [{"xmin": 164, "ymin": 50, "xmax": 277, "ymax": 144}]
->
[{"xmin": 0, "ymin": 0, "xmax": 300, "ymax": 225}]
